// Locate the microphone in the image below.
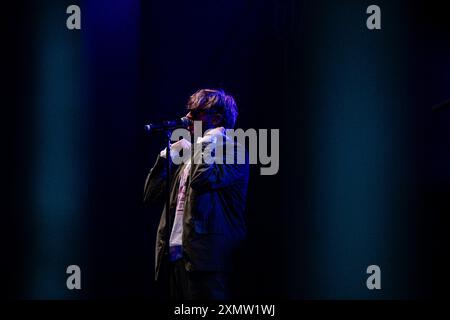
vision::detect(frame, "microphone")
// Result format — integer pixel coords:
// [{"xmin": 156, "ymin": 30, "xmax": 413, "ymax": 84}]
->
[{"xmin": 144, "ymin": 117, "xmax": 192, "ymax": 133}]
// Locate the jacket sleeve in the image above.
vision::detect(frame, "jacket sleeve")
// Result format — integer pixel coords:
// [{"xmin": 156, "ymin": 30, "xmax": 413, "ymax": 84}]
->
[
  {"xmin": 143, "ymin": 154, "xmax": 168, "ymax": 205},
  {"xmin": 190, "ymin": 139, "xmax": 249, "ymax": 191}
]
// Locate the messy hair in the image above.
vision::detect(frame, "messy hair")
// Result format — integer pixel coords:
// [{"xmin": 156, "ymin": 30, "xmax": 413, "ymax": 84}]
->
[{"xmin": 187, "ymin": 89, "xmax": 238, "ymax": 129}]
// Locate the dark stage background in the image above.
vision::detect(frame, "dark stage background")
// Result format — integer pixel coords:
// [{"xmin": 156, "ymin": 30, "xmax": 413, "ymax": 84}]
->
[{"xmin": 4, "ymin": 0, "xmax": 447, "ymax": 300}]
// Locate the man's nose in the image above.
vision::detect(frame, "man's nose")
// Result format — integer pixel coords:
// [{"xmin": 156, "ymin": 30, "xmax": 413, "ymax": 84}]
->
[{"xmin": 186, "ymin": 111, "xmax": 193, "ymax": 120}]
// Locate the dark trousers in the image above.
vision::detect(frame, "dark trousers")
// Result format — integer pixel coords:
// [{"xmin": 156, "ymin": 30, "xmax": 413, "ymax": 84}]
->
[{"xmin": 168, "ymin": 258, "xmax": 230, "ymax": 300}]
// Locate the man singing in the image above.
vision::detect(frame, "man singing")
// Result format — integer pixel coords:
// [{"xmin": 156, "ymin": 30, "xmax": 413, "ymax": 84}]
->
[{"xmin": 143, "ymin": 89, "xmax": 249, "ymax": 300}]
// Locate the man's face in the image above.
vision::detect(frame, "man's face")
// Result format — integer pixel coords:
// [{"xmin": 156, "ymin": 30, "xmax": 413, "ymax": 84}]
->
[{"xmin": 185, "ymin": 108, "xmax": 220, "ymax": 133}]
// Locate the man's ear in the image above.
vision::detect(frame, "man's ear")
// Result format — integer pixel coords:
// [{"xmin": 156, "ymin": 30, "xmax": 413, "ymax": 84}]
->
[{"xmin": 212, "ymin": 114, "xmax": 223, "ymax": 126}]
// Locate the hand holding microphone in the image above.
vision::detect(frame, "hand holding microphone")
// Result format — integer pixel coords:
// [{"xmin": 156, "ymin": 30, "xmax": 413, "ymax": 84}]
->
[{"xmin": 160, "ymin": 138, "xmax": 192, "ymax": 162}]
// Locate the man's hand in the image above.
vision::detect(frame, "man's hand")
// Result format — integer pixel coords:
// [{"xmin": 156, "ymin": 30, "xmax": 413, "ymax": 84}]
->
[
  {"xmin": 160, "ymin": 138, "xmax": 192, "ymax": 163},
  {"xmin": 197, "ymin": 127, "xmax": 225, "ymax": 144},
  {"xmin": 170, "ymin": 138, "xmax": 192, "ymax": 153}
]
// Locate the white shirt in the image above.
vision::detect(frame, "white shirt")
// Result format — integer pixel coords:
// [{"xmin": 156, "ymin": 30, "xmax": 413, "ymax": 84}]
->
[{"xmin": 169, "ymin": 159, "xmax": 191, "ymax": 248}]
